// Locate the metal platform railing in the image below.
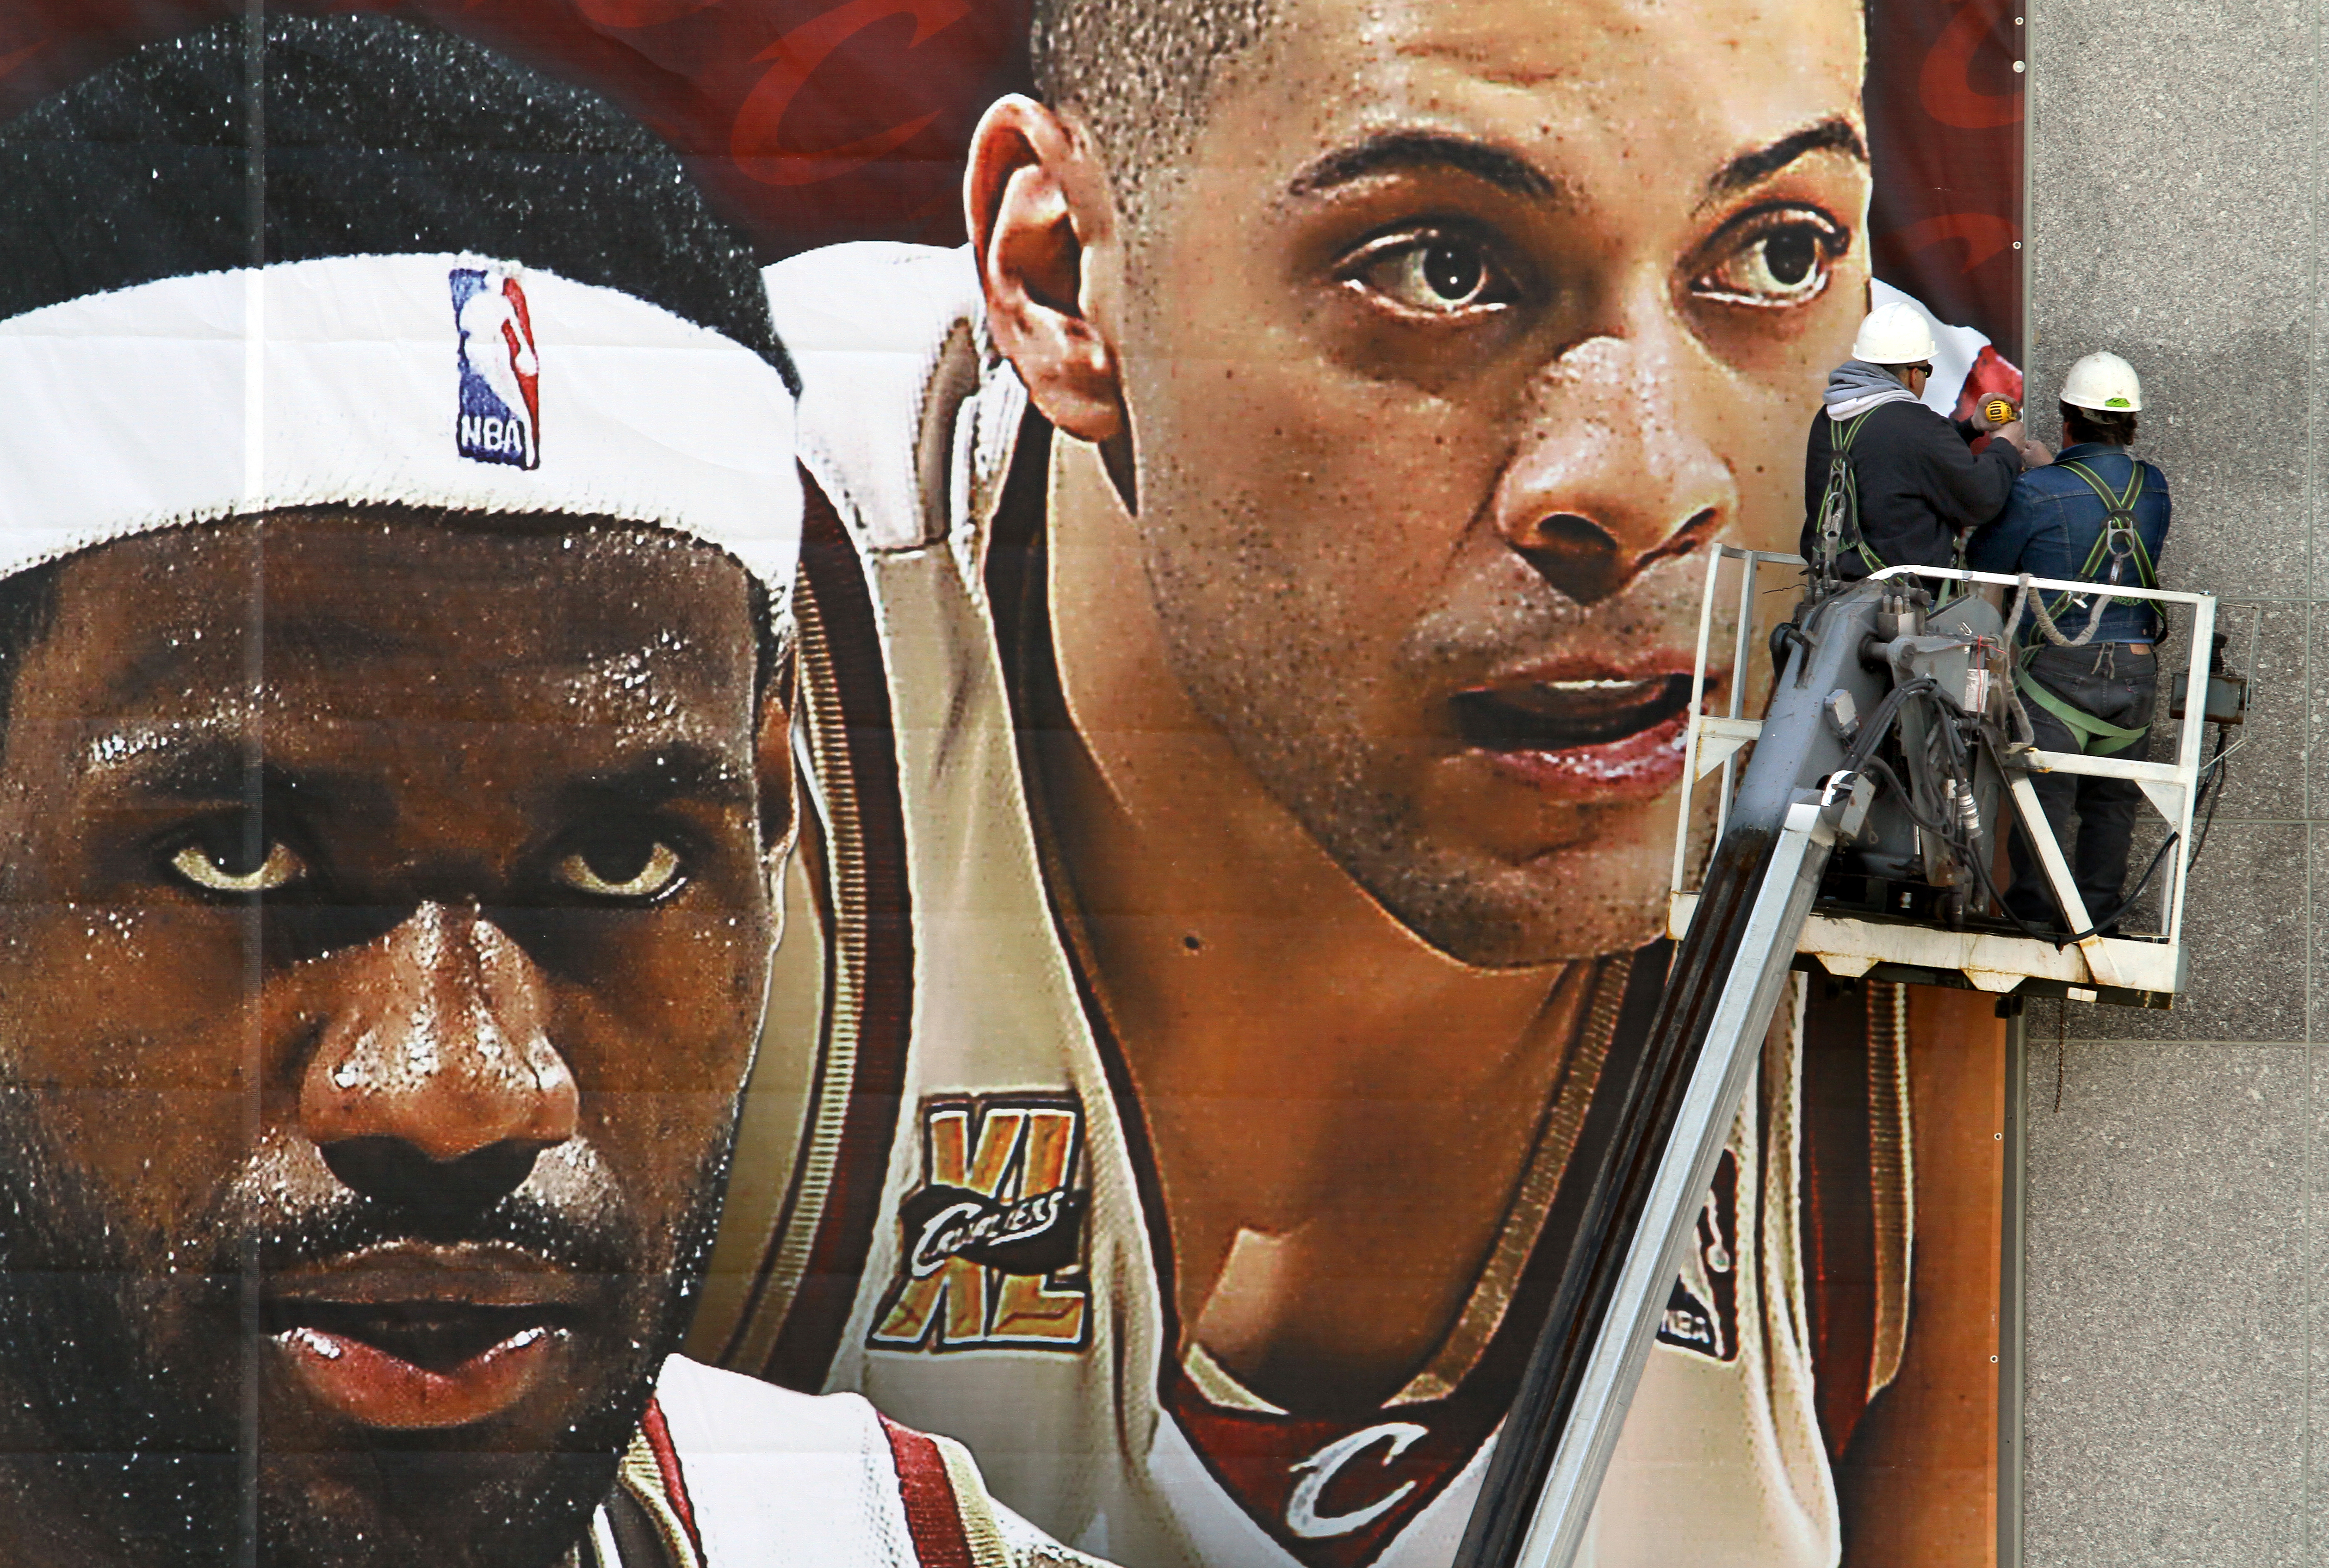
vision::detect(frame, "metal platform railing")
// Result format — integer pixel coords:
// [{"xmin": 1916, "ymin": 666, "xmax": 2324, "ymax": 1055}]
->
[{"xmin": 1666, "ymin": 547, "xmax": 2229, "ymax": 1006}]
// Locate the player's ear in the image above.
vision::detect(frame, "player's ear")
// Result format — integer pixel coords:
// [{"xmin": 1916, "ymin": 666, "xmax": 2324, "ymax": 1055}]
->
[{"xmin": 966, "ymin": 94, "xmax": 1125, "ymax": 444}]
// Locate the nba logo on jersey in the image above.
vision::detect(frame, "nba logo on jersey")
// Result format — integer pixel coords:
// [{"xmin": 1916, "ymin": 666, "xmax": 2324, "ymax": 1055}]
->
[
  {"xmin": 1658, "ymin": 1147, "xmax": 1740, "ymax": 1362},
  {"xmin": 450, "ymin": 265, "xmax": 540, "ymax": 469}
]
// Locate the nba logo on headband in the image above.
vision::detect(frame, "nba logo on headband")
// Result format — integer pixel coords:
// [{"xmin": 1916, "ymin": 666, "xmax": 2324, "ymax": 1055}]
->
[{"xmin": 451, "ymin": 265, "xmax": 541, "ymax": 470}]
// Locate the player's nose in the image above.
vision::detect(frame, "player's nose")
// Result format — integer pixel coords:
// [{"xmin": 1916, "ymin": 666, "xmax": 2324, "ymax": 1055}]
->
[
  {"xmin": 1491, "ymin": 333, "xmax": 1735, "ymax": 605},
  {"xmin": 300, "ymin": 901, "xmax": 579, "ymax": 1212}
]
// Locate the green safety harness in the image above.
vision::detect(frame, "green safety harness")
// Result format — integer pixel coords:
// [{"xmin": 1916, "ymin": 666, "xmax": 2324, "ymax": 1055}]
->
[
  {"xmin": 1812, "ymin": 409, "xmax": 1886, "ymax": 578},
  {"xmin": 2012, "ymin": 455, "xmax": 2159, "ymax": 755},
  {"xmin": 1814, "ymin": 405, "xmax": 1974, "ymax": 579}
]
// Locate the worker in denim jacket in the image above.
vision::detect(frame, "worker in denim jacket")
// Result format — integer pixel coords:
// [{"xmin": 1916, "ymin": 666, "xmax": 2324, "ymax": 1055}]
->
[{"xmin": 1967, "ymin": 352, "xmax": 2171, "ymax": 933}]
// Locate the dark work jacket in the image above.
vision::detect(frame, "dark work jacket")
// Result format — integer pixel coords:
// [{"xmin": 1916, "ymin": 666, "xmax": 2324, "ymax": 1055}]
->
[
  {"xmin": 1798, "ymin": 399, "xmax": 2025, "ymax": 579},
  {"xmin": 1966, "ymin": 443, "xmax": 2171, "ymax": 643}
]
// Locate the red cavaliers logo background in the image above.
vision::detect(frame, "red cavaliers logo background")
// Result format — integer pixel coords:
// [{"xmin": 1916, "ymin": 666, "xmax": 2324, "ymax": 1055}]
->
[
  {"xmin": 0, "ymin": 0, "xmax": 1032, "ymax": 258},
  {"xmin": 0, "ymin": 0, "xmax": 2021, "ymax": 360}
]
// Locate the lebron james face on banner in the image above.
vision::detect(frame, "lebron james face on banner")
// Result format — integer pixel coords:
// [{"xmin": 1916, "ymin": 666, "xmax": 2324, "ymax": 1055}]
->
[
  {"xmin": 979, "ymin": 0, "xmax": 1870, "ymax": 965},
  {"xmin": 0, "ymin": 514, "xmax": 786, "ymax": 1568},
  {"xmin": 0, "ymin": 19, "xmax": 804, "ymax": 1568}
]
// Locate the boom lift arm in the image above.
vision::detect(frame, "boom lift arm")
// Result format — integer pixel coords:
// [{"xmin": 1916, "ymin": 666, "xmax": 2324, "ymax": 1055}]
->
[{"xmin": 1457, "ymin": 560, "xmax": 2241, "ymax": 1568}]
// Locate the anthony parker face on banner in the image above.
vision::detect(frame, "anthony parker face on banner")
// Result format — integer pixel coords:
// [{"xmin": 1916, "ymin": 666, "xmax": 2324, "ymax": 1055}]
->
[{"xmin": 993, "ymin": 0, "xmax": 1872, "ymax": 965}]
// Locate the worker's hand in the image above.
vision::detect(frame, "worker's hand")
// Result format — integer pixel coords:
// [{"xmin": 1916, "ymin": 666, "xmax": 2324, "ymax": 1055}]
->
[{"xmin": 1987, "ymin": 419, "xmax": 2050, "ymax": 466}]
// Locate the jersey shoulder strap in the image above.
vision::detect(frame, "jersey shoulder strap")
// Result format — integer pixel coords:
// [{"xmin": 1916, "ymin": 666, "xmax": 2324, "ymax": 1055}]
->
[
  {"xmin": 575, "ymin": 1402, "xmax": 707, "ymax": 1568},
  {"xmin": 880, "ymin": 1414, "xmax": 1110, "ymax": 1567}
]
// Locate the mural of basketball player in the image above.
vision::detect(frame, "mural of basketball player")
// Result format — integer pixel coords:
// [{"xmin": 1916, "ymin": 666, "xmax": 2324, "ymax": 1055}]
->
[
  {"xmin": 0, "ymin": 17, "xmax": 1109, "ymax": 1568},
  {"xmin": 694, "ymin": 0, "xmax": 2006, "ymax": 1564}
]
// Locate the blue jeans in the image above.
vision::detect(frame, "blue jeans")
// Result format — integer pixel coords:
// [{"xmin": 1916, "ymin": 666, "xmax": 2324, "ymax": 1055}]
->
[{"xmin": 2004, "ymin": 642, "xmax": 2157, "ymax": 931}]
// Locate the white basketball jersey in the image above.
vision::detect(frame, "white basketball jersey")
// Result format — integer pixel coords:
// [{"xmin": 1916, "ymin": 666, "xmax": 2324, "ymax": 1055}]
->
[
  {"xmin": 580, "ymin": 1357, "xmax": 1099, "ymax": 1568},
  {"xmin": 691, "ymin": 241, "xmax": 1911, "ymax": 1568}
]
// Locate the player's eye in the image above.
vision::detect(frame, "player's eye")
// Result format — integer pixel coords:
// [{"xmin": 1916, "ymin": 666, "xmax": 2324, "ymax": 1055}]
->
[
  {"xmin": 1691, "ymin": 207, "xmax": 1848, "ymax": 308},
  {"xmin": 551, "ymin": 829, "xmax": 687, "ymax": 902},
  {"xmin": 1341, "ymin": 231, "xmax": 1519, "ymax": 318},
  {"xmin": 166, "ymin": 830, "xmax": 308, "ymax": 896}
]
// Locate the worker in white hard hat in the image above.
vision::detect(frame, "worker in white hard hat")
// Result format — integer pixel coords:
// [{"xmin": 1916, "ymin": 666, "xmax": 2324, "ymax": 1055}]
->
[
  {"xmin": 1969, "ymin": 351, "xmax": 2170, "ymax": 933},
  {"xmin": 1801, "ymin": 299, "xmax": 2050, "ymax": 580}
]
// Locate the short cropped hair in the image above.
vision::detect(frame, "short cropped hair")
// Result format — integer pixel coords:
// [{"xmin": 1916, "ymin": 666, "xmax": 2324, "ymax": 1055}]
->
[
  {"xmin": 2060, "ymin": 402, "xmax": 2138, "ymax": 446},
  {"xmin": 0, "ymin": 16, "xmax": 796, "ymax": 735},
  {"xmin": 0, "ymin": 14, "xmax": 793, "ymax": 389},
  {"xmin": 1028, "ymin": 0, "xmax": 1276, "ymax": 222}
]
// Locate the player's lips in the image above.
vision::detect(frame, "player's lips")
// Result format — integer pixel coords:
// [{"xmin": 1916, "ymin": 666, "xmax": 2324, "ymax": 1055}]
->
[
  {"xmin": 1451, "ymin": 662, "xmax": 1715, "ymax": 801},
  {"xmin": 264, "ymin": 1246, "xmax": 587, "ymax": 1431}
]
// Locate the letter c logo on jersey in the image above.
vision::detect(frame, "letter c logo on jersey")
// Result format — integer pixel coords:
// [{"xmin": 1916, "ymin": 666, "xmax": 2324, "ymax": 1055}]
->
[
  {"xmin": 451, "ymin": 265, "xmax": 541, "ymax": 469},
  {"xmin": 870, "ymin": 1096, "xmax": 1091, "ymax": 1353},
  {"xmin": 1287, "ymin": 1423, "xmax": 1429, "ymax": 1541}
]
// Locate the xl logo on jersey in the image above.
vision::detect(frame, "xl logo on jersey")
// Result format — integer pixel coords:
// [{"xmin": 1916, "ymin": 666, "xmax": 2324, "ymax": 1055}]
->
[
  {"xmin": 451, "ymin": 265, "xmax": 540, "ymax": 469},
  {"xmin": 1658, "ymin": 1146, "xmax": 1741, "ymax": 1361},
  {"xmin": 869, "ymin": 1096, "xmax": 1090, "ymax": 1352}
]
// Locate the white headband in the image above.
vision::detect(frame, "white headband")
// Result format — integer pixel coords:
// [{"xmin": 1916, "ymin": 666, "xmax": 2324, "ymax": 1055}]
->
[{"xmin": 0, "ymin": 253, "xmax": 800, "ymax": 597}]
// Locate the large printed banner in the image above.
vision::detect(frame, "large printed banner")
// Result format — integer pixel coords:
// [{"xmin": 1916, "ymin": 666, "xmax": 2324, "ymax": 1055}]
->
[
  {"xmin": 0, "ymin": 3, "xmax": 2019, "ymax": 1567},
  {"xmin": 0, "ymin": 0, "xmax": 2025, "ymax": 336}
]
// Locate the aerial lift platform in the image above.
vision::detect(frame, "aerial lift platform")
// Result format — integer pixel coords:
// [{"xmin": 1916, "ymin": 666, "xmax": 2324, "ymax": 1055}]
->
[
  {"xmin": 1670, "ymin": 547, "xmax": 2242, "ymax": 1009},
  {"xmin": 1460, "ymin": 547, "xmax": 2249, "ymax": 1568}
]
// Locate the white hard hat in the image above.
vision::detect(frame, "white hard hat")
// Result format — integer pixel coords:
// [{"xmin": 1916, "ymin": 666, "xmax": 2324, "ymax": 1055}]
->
[
  {"xmin": 1851, "ymin": 302, "xmax": 1938, "ymax": 366},
  {"xmin": 2060, "ymin": 351, "xmax": 2142, "ymax": 412}
]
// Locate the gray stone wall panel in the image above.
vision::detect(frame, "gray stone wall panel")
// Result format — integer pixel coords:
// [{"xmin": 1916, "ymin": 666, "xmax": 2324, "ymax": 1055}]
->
[
  {"xmin": 2021, "ymin": 1039, "xmax": 2307, "ymax": 1567},
  {"xmin": 2026, "ymin": 0, "xmax": 2312, "ymax": 604},
  {"xmin": 2019, "ymin": 0, "xmax": 2316, "ymax": 1557}
]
